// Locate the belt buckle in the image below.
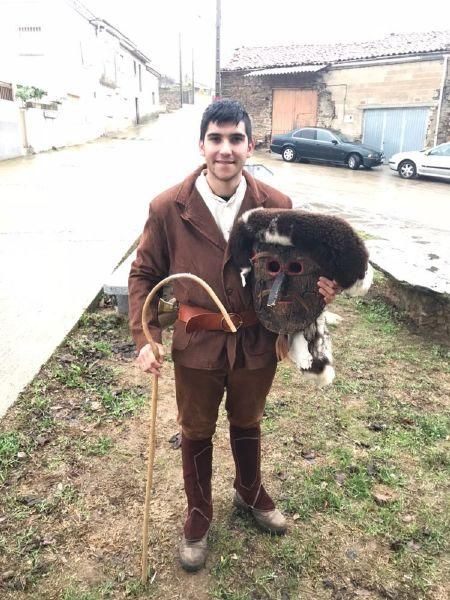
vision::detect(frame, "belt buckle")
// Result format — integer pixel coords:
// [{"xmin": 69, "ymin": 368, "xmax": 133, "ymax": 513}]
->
[{"xmin": 221, "ymin": 313, "xmax": 243, "ymax": 332}]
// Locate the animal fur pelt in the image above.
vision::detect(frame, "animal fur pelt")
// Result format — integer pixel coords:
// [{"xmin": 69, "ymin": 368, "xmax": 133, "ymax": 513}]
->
[{"xmin": 229, "ymin": 208, "xmax": 373, "ymax": 387}]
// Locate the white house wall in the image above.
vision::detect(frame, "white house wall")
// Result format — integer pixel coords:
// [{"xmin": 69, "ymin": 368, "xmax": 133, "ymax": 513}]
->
[
  {"xmin": 0, "ymin": 99, "xmax": 23, "ymax": 159},
  {"xmin": 0, "ymin": 0, "xmax": 161, "ymax": 158}
]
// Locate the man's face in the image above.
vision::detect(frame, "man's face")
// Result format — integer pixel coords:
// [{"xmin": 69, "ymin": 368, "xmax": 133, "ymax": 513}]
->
[{"xmin": 199, "ymin": 120, "xmax": 254, "ymax": 184}]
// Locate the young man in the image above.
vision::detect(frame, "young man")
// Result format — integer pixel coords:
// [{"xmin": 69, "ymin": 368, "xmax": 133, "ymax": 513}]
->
[{"xmin": 128, "ymin": 100, "xmax": 338, "ymax": 571}]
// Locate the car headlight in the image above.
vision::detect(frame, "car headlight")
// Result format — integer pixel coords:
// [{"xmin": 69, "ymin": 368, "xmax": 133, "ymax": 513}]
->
[{"xmin": 367, "ymin": 153, "xmax": 374, "ymax": 158}]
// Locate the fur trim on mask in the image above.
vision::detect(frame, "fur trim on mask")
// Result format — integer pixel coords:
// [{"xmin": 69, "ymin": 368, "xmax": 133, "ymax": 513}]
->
[
  {"xmin": 324, "ymin": 310, "xmax": 343, "ymax": 326},
  {"xmin": 344, "ymin": 263, "xmax": 374, "ymax": 297},
  {"xmin": 303, "ymin": 364, "xmax": 335, "ymax": 388},
  {"xmin": 230, "ymin": 208, "xmax": 369, "ymax": 290},
  {"xmin": 229, "ymin": 208, "xmax": 373, "ymax": 386},
  {"xmin": 287, "ymin": 314, "xmax": 335, "ymax": 387}
]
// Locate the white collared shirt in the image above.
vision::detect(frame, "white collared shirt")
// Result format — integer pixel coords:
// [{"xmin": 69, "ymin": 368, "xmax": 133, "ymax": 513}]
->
[{"xmin": 195, "ymin": 171, "xmax": 247, "ymax": 241}]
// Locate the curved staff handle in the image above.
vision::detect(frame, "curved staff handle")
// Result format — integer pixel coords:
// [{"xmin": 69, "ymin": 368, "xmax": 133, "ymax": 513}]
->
[{"xmin": 140, "ymin": 273, "xmax": 237, "ymax": 584}]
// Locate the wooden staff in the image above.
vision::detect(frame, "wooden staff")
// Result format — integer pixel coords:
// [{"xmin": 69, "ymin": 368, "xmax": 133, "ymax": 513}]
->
[{"xmin": 140, "ymin": 273, "xmax": 237, "ymax": 584}]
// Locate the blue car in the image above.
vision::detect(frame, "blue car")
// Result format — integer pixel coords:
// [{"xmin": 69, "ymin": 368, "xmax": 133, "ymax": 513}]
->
[{"xmin": 270, "ymin": 127, "xmax": 384, "ymax": 170}]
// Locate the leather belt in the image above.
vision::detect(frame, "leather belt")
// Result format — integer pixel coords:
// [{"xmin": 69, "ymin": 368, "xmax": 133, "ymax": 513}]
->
[{"xmin": 178, "ymin": 303, "xmax": 258, "ymax": 333}]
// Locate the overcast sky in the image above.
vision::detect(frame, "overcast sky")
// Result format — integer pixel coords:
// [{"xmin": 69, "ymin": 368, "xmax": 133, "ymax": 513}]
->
[{"xmin": 87, "ymin": 0, "xmax": 450, "ymax": 85}]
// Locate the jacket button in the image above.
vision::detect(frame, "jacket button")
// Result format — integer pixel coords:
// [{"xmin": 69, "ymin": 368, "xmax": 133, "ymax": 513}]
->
[{"xmin": 226, "ymin": 288, "xmax": 233, "ymax": 295}]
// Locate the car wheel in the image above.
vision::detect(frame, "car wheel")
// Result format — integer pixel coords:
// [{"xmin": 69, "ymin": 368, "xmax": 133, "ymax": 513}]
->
[
  {"xmin": 282, "ymin": 147, "xmax": 296, "ymax": 162},
  {"xmin": 398, "ymin": 160, "xmax": 416, "ymax": 179},
  {"xmin": 347, "ymin": 153, "xmax": 361, "ymax": 170}
]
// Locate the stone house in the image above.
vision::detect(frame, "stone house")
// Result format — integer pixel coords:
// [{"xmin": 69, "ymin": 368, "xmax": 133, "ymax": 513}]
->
[
  {"xmin": 221, "ymin": 31, "xmax": 450, "ymax": 158},
  {"xmin": 0, "ymin": 0, "xmax": 161, "ymax": 159}
]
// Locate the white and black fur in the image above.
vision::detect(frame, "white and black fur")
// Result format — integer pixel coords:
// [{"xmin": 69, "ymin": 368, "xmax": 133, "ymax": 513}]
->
[{"xmin": 229, "ymin": 208, "xmax": 373, "ymax": 387}]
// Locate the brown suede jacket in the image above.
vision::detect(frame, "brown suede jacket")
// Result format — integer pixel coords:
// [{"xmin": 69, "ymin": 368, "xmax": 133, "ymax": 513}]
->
[{"xmin": 128, "ymin": 165, "xmax": 292, "ymax": 370}]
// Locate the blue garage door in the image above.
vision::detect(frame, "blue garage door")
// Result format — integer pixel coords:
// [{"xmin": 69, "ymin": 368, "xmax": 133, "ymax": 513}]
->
[{"xmin": 362, "ymin": 107, "xmax": 429, "ymax": 161}]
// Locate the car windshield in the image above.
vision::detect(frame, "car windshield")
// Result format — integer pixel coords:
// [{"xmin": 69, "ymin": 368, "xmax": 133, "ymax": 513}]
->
[{"xmin": 333, "ymin": 131, "xmax": 357, "ymax": 143}]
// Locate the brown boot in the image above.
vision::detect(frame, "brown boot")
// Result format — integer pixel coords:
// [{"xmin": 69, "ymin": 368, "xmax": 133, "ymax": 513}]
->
[
  {"xmin": 179, "ymin": 532, "xmax": 208, "ymax": 572},
  {"xmin": 180, "ymin": 435, "xmax": 213, "ymax": 571},
  {"xmin": 230, "ymin": 425, "xmax": 287, "ymax": 535}
]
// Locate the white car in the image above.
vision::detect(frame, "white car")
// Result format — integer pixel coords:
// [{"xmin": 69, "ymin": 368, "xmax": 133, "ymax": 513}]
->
[{"xmin": 389, "ymin": 142, "xmax": 450, "ymax": 180}]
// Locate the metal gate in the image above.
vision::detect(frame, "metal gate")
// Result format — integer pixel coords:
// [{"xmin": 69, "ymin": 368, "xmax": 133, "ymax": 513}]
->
[
  {"xmin": 362, "ymin": 107, "xmax": 429, "ymax": 161},
  {"xmin": 272, "ymin": 89, "xmax": 318, "ymax": 135}
]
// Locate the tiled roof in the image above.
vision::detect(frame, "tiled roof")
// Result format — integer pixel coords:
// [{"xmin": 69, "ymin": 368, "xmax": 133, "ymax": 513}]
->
[
  {"xmin": 245, "ymin": 65, "xmax": 327, "ymax": 77},
  {"xmin": 223, "ymin": 30, "xmax": 450, "ymax": 72}
]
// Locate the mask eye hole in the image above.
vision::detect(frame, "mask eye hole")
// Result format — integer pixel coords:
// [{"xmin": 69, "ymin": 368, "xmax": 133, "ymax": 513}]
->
[
  {"xmin": 267, "ymin": 259, "xmax": 281, "ymax": 275},
  {"xmin": 287, "ymin": 261, "xmax": 303, "ymax": 274}
]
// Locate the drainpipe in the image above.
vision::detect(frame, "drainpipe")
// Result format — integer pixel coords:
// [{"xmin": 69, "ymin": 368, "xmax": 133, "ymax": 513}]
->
[{"xmin": 434, "ymin": 54, "xmax": 449, "ymax": 147}]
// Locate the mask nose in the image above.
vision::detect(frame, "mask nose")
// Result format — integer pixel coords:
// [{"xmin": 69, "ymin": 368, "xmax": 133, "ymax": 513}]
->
[{"xmin": 267, "ymin": 272, "xmax": 286, "ymax": 307}]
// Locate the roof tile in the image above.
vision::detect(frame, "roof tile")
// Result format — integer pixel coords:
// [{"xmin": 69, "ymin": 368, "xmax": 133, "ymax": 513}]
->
[{"xmin": 223, "ymin": 30, "xmax": 450, "ymax": 71}]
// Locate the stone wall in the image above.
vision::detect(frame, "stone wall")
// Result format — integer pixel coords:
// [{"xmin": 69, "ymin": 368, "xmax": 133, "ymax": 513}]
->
[
  {"xmin": 221, "ymin": 57, "xmax": 446, "ymax": 147},
  {"xmin": 324, "ymin": 59, "xmax": 444, "ymax": 146},
  {"xmin": 373, "ymin": 271, "xmax": 450, "ymax": 339},
  {"xmin": 159, "ymin": 88, "xmax": 181, "ymax": 111},
  {"xmin": 221, "ymin": 70, "xmax": 318, "ymax": 146}
]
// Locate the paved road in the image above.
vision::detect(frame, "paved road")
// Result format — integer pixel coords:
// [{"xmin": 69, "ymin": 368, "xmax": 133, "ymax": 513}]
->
[
  {"xmin": 0, "ymin": 103, "xmax": 207, "ymax": 417},
  {"xmin": 253, "ymin": 152, "xmax": 450, "ymax": 294}
]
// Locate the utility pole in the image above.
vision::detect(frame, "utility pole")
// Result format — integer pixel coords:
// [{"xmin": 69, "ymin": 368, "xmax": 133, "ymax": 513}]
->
[
  {"xmin": 191, "ymin": 47, "xmax": 195, "ymax": 104},
  {"xmin": 179, "ymin": 32, "xmax": 183, "ymax": 107},
  {"xmin": 215, "ymin": 0, "xmax": 221, "ymax": 99}
]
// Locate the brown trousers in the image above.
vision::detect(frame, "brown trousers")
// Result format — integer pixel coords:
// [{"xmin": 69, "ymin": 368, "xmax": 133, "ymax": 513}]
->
[{"xmin": 174, "ymin": 361, "xmax": 277, "ymax": 440}]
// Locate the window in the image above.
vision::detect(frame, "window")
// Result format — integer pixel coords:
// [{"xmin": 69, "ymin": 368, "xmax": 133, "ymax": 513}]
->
[
  {"xmin": 430, "ymin": 143, "xmax": 450, "ymax": 157},
  {"xmin": 0, "ymin": 82, "xmax": 13, "ymax": 101},
  {"xmin": 18, "ymin": 26, "xmax": 41, "ymax": 33},
  {"xmin": 293, "ymin": 129, "xmax": 316, "ymax": 140},
  {"xmin": 17, "ymin": 25, "xmax": 44, "ymax": 56},
  {"xmin": 316, "ymin": 130, "xmax": 334, "ymax": 143}
]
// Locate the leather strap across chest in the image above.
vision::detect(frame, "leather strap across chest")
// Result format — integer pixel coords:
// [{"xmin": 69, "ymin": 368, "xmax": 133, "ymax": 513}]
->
[{"xmin": 178, "ymin": 303, "xmax": 258, "ymax": 333}]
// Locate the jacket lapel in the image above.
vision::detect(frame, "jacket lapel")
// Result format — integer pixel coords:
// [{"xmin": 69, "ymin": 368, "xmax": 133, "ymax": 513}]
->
[
  {"xmin": 177, "ymin": 167, "xmax": 227, "ymax": 251},
  {"xmin": 223, "ymin": 170, "xmax": 268, "ymax": 265}
]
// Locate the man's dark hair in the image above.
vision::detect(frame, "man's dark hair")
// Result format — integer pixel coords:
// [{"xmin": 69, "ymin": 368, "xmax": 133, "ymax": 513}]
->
[{"xmin": 200, "ymin": 99, "xmax": 252, "ymax": 141}]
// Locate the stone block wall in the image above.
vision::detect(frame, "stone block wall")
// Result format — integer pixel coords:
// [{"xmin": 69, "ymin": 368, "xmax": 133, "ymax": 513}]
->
[
  {"xmin": 374, "ymin": 273, "xmax": 450, "ymax": 339},
  {"xmin": 221, "ymin": 70, "xmax": 318, "ymax": 146},
  {"xmin": 159, "ymin": 88, "xmax": 181, "ymax": 111},
  {"xmin": 222, "ymin": 57, "xmax": 447, "ymax": 148},
  {"xmin": 324, "ymin": 59, "xmax": 444, "ymax": 146},
  {"xmin": 221, "ymin": 70, "xmax": 272, "ymax": 146}
]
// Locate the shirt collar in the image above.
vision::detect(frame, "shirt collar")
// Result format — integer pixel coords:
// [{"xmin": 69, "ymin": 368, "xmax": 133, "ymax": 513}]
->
[{"xmin": 195, "ymin": 170, "xmax": 247, "ymax": 206}]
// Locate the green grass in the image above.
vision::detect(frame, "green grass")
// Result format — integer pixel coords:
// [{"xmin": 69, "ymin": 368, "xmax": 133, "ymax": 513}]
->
[
  {"xmin": 210, "ymin": 523, "xmax": 319, "ymax": 599},
  {"xmin": 66, "ymin": 338, "xmax": 113, "ymax": 359},
  {"xmin": 354, "ymin": 297, "xmax": 400, "ymax": 334},
  {"xmin": 54, "ymin": 363, "xmax": 116, "ymax": 391},
  {"xmin": 384, "ymin": 413, "xmax": 449, "ymax": 451},
  {"xmin": 76, "ymin": 435, "xmax": 113, "ymax": 456},
  {"xmin": 62, "ymin": 582, "xmax": 115, "ymax": 600},
  {"xmin": 77, "ymin": 311, "xmax": 123, "ymax": 332},
  {"xmin": 98, "ymin": 387, "xmax": 145, "ymax": 419},
  {"xmin": 1, "ymin": 289, "xmax": 449, "ymax": 599},
  {"xmin": 0, "ymin": 431, "xmax": 25, "ymax": 484}
]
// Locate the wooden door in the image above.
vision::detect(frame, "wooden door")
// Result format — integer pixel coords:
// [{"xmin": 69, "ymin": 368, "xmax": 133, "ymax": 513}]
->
[{"xmin": 272, "ymin": 89, "xmax": 318, "ymax": 135}]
